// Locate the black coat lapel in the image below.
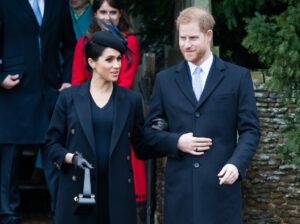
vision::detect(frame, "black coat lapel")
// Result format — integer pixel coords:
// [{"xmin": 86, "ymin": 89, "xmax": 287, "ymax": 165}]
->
[
  {"xmin": 197, "ymin": 56, "xmax": 226, "ymax": 108},
  {"xmin": 17, "ymin": 0, "xmax": 40, "ymax": 27},
  {"xmin": 109, "ymin": 86, "xmax": 130, "ymax": 157},
  {"xmin": 174, "ymin": 62, "xmax": 198, "ymax": 107},
  {"xmin": 73, "ymin": 82, "xmax": 96, "ymax": 153},
  {"xmin": 42, "ymin": 0, "xmax": 53, "ymax": 27}
]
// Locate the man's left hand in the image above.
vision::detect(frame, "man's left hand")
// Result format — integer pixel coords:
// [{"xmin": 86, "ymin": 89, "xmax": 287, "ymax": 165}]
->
[
  {"xmin": 59, "ymin": 83, "xmax": 72, "ymax": 91},
  {"xmin": 218, "ymin": 164, "xmax": 239, "ymax": 185}
]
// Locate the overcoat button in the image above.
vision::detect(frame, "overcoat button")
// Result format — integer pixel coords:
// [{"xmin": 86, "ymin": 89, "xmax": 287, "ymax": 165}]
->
[
  {"xmin": 71, "ymin": 129, "xmax": 75, "ymax": 134},
  {"xmin": 72, "ymin": 175, "xmax": 77, "ymax": 181},
  {"xmin": 128, "ymin": 178, "xmax": 132, "ymax": 183},
  {"xmin": 53, "ymin": 162, "xmax": 60, "ymax": 169},
  {"xmin": 126, "ymin": 155, "xmax": 130, "ymax": 160},
  {"xmin": 195, "ymin": 112, "xmax": 201, "ymax": 118},
  {"xmin": 194, "ymin": 163, "xmax": 200, "ymax": 168},
  {"xmin": 128, "ymin": 132, "xmax": 131, "ymax": 138}
]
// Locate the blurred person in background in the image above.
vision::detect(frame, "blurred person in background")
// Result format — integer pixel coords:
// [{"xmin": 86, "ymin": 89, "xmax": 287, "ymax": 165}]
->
[
  {"xmin": 0, "ymin": 0, "xmax": 76, "ymax": 223},
  {"xmin": 69, "ymin": 0, "xmax": 93, "ymax": 40}
]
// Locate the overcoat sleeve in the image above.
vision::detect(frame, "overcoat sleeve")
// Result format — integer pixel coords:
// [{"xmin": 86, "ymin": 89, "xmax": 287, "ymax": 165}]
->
[
  {"xmin": 143, "ymin": 74, "xmax": 181, "ymax": 158},
  {"xmin": 60, "ymin": 0, "xmax": 76, "ymax": 83},
  {"xmin": 227, "ymin": 71, "xmax": 260, "ymax": 179},
  {"xmin": 45, "ymin": 90, "xmax": 70, "ymax": 169},
  {"xmin": 132, "ymin": 93, "xmax": 165, "ymax": 159}
]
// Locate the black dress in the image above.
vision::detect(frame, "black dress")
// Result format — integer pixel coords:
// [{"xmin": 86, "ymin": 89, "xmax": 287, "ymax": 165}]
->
[{"xmin": 90, "ymin": 90, "xmax": 114, "ymax": 223}]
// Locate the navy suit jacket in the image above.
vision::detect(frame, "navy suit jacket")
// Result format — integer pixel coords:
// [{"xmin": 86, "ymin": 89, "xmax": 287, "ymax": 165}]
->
[
  {"xmin": 46, "ymin": 82, "xmax": 150, "ymax": 224},
  {"xmin": 0, "ymin": 0, "xmax": 76, "ymax": 144},
  {"xmin": 144, "ymin": 56, "xmax": 260, "ymax": 224}
]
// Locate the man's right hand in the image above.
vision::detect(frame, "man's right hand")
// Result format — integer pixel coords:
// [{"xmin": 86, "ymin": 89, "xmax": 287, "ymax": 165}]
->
[
  {"xmin": 177, "ymin": 132, "xmax": 212, "ymax": 156},
  {"xmin": 0, "ymin": 74, "xmax": 20, "ymax": 89}
]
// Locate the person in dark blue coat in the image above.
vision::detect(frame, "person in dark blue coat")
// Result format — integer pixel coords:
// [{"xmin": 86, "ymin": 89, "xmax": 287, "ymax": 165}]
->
[
  {"xmin": 144, "ymin": 7, "xmax": 260, "ymax": 224},
  {"xmin": 0, "ymin": 0, "xmax": 76, "ymax": 223},
  {"xmin": 46, "ymin": 31, "xmax": 151, "ymax": 224}
]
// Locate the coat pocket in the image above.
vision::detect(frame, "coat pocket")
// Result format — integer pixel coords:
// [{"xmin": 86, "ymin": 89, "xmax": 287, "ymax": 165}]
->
[
  {"xmin": 2, "ymin": 56, "xmax": 25, "ymax": 76},
  {"xmin": 213, "ymin": 93, "xmax": 235, "ymax": 101}
]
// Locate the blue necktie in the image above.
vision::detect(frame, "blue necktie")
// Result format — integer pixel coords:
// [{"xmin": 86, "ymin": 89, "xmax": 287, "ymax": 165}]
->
[
  {"xmin": 192, "ymin": 67, "xmax": 203, "ymax": 101},
  {"xmin": 32, "ymin": 0, "xmax": 42, "ymax": 26}
]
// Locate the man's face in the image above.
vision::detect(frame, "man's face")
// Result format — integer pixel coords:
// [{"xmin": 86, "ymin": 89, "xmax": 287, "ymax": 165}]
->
[
  {"xmin": 178, "ymin": 21, "xmax": 212, "ymax": 65},
  {"xmin": 69, "ymin": 0, "xmax": 89, "ymax": 10}
]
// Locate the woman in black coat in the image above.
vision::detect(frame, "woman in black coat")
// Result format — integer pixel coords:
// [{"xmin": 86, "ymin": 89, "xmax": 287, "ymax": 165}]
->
[{"xmin": 45, "ymin": 31, "xmax": 148, "ymax": 224}]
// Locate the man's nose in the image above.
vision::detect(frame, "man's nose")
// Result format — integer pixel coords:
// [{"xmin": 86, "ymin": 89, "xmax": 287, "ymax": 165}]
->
[{"xmin": 183, "ymin": 40, "xmax": 192, "ymax": 48}]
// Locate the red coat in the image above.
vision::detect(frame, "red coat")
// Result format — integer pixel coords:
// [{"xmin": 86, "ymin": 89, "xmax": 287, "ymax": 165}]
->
[{"xmin": 71, "ymin": 33, "xmax": 147, "ymax": 202}]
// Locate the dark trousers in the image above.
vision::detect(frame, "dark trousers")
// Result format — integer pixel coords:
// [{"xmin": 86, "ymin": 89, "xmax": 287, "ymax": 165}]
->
[
  {"xmin": 0, "ymin": 144, "xmax": 58, "ymax": 223},
  {"xmin": 0, "ymin": 144, "xmax": 22, "ymax": 224}
]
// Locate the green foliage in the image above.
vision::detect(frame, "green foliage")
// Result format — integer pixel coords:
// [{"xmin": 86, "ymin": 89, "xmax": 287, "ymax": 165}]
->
[
  {"xmin": 277, "ymin": 109, "xmax": 300, "ymax": 165},
  {"xmin": 214, "ymin": 0, "xmax": 259, "ymax": 30},
  {"xmin": 242, "ymin": 0, "xmax": 300, "ymax": 165},
  {"xmin": 212, "ymin": 0, "xmax": 289, "ymax": 67},
  {"xmin": 242, "ymin": 1, "xmax": 300, "ymax": 90}
]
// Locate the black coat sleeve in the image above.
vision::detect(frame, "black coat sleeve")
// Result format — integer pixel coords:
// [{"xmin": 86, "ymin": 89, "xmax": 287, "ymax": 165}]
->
[{"xmin": 60, "ymin": 0, "xmax": 76, "ymax": 83}]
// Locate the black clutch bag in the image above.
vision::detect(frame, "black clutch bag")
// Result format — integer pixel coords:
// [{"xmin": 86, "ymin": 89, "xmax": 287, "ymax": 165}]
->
[{"xmin": 73, "ymin": 167, "xmax": 96, "ymax": 215}]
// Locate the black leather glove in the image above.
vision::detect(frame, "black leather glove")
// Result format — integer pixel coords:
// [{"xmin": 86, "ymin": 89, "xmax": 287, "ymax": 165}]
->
[
  {"xmin": 151, "ymin": 118, "xmax": 168, "ymax": 131},
  {"xmin": 72, "ymin": 152, "xmax": 93, "ymax": 170}
]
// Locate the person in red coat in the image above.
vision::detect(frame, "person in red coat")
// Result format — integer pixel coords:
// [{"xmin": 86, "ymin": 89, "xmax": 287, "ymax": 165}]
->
[{"xmin": 71, "ymin": 0, "xmax": 147, "ymax": 205}]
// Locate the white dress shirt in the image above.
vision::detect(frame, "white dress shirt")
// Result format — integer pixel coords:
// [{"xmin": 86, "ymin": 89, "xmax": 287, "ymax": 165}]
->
[{"xmin": 188, "ymin": 52, "xmax": 214, "ymax": 93}]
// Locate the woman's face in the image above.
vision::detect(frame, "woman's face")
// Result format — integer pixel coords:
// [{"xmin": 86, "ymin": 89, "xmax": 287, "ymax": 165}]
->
[
  {"xmin": 95, "ymin": 1, "xmax": 121, "ymax": 26},
  {"xmin": 88, "ymin": 47, "xmax": 122, "ymax": 82}
]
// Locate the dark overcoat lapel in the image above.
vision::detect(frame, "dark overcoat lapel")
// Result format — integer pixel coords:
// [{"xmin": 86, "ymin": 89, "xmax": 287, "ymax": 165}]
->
[
  {"xmin": 16, "ymin": 0, "xmax": 54, "ymax": 27},
  {"xmin": 174, "ymin": 62, "xmax": 198, "ymax": 107},
  {"xmin": 73, "ymin": 82, "xmax": 96, "ymax": 152},
  {"xmin": 197, "ymin": 57, "xmax": 225, "ymax": 108},
  {"xmin": 174, "ymin": 58, "xmax": 226, "ymax": 108},
  {"xmin": 73, "ymin": 82, "xmax": 130, "ymax": 157},
  {"xmin": 16, "ymin": 0, "xmax": 40, "ymax": 26},
  {"xmin": 110, "ymin": 87, "xmax": 130, "ymax": 156},
  {"xmin": 42, "ymin": 0, "xmax": 54, "ymax": 27}
]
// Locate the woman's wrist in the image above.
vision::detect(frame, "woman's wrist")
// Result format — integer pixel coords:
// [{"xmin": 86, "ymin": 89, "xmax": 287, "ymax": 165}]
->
[{"xmin": 64, "ymin": 153, "xmax": 75, "ymax": 164}]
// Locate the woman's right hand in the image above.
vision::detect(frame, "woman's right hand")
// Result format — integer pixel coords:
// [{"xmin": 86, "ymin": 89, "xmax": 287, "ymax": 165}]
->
[{"xmin": 71, "ymin": 152, "xmax": 93, "ymax": 169}]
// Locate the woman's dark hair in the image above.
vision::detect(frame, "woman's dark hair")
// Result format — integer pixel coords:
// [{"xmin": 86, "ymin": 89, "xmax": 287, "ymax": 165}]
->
[
  {"xmin": 87, "ymin": 0, "xmax": 132, "ymax": 39},
  {"xmin": 85, "ymin": 40, "xmax": 106, "ymax": 72}
]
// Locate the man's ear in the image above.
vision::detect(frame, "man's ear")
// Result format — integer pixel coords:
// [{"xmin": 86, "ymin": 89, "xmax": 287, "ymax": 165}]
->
[{"xmin": 206, "ymin": 29, "xmax": 213, "ymax": 42}]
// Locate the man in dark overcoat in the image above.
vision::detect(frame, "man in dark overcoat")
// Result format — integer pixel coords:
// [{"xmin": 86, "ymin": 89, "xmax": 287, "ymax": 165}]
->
[
  {"xmin": 144, "ymin": 7, "xmax": 260, "ymax": 224},
  {"xmin": 0, "ymin": 0, "xmax": 76, "ymax": 223}
]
